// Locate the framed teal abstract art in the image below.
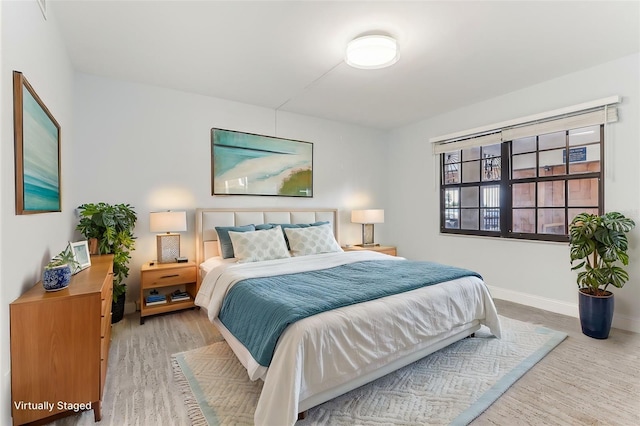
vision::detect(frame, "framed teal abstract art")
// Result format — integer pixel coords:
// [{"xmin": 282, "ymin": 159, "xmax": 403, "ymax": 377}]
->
[
  {"xmin": 211, "ymin": 128, "xmax": 313, "ymax": 197},
  {"xmin": 13, "ymin": 71, "xmax": 61, "ymax": 214}
]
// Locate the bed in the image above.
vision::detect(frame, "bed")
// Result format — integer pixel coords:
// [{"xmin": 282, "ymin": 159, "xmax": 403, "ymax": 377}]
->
[{"xmin": 194, "ymin": 208, "xmax": 502, "ymax": 425}]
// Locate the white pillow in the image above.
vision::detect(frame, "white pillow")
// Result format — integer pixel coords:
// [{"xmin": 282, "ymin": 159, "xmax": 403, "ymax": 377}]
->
[
  {"xmin": 200, "ymin": 256, "xmax": 237, "ymax": 276},
  {"xmin": 284, "ymin": 224, "xmax": 343, "ymax": 256},
  {"xmin": 228, "ymin": 226, "xmax": 291, "ymax": 263}
]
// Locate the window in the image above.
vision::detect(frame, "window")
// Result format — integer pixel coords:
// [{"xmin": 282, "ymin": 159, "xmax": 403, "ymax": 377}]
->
[{"xmin": 440, "ymin": 125, "xmax": 603, "ymax": 242}]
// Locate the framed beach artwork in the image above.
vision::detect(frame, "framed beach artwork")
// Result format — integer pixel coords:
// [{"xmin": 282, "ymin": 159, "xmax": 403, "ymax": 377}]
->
[
  {"xmin": 13, "ymin": 71, "xmax": 61, "ymax": 214},
  {"xmin": 211, "ymin": 128, "xmax": 313, "ymax": 197}
]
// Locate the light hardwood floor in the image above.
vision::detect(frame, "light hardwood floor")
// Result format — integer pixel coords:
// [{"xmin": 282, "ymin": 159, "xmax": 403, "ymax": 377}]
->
[
  {"xmin": 476, "ymin": 300, "xmax": 640, "ymax": 425},
  {"xmin": 49, "ymin": 300, "xmax": 639, "ymax": 426}
]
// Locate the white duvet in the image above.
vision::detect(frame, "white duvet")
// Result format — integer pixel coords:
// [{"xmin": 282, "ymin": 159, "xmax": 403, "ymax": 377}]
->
[{"xmin": 195, "ymin": 251, "xmax": 502, "ymax": 426}]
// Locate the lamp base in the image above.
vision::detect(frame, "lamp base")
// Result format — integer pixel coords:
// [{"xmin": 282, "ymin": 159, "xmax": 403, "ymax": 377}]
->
[
  {"xmin": 157, "ymin": 234, "xmax": 180, "ymax": 264},
  {"xmin": 360, "ymin": 223, "xmax": 376, "ymax": 246},
  {"xmin": 355, "ymin": 243, "xmax": 380, "ymax": 247}
]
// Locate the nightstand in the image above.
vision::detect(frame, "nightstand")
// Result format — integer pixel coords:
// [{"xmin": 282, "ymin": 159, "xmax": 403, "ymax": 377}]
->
[
  {"xmin": 140, "ymin": 261, "xmax": 197, "ymax": 324},
  {"xmin": 342, "ymin": 245, "xmax": 397, "ymax": 256}
]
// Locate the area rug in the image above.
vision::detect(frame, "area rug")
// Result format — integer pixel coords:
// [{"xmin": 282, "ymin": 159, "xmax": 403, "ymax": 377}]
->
[{"xmin": 171, "ymin": 316, "xmax": 566, "ymax": 425}]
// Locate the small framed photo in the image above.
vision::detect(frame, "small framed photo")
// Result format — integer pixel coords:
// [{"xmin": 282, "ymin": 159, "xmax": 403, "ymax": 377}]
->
[{"xmin": 69, "ymin": 241, "xmax": 91, "ymax": 274}]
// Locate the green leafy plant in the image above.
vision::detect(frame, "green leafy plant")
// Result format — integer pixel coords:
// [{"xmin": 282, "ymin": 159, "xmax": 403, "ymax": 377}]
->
[
  {"xmin": 46, "ymin": 245, "xmax": 79, "ymax": 270},
  {"xmin": 77, "ymin": 203, "xmax": 137, "ymax": 302},
  {"xmin": 569, "ymin": 212, "xmax": 636, "ymax": 296}
]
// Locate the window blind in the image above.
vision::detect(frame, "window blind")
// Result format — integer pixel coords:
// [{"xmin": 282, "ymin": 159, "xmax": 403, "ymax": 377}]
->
[
  {"xmin": 432, "ymin": 132, "xmax": 502, "ymax": 154},
  {"xmin": 501, "ymin": 107, "xmax": 618, "ymax": 141},
  {"xmin": 431, "ymin": 96, "xmax": 620, "ymax": 155}
]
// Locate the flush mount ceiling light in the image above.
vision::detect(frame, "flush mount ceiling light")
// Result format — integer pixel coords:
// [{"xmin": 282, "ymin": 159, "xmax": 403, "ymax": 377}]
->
[{"xmin": 345, "ymin": 34, "xmax": 399, "ymax": 69}]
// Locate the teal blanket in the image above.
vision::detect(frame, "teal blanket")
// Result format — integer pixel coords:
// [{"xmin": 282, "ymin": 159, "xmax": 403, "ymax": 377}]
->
[{"xmin": 219, "ymin": 259, "xmax": 482, "ymax": 367}]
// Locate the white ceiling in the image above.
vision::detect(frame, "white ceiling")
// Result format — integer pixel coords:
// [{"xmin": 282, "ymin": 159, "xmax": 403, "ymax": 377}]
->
[{"xmin": 51, "ymin": 1, "xmax": 640, "ymax": 130}]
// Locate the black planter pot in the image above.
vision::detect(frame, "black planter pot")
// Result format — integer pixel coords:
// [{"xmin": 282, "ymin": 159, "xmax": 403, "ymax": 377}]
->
[
  {"xmin": 112, "ymin": 293, "xmax": 126, "ymax": 324},
  {"xmin": 578, "ymin": 289, "xmax": 614, "ymax": 339}
]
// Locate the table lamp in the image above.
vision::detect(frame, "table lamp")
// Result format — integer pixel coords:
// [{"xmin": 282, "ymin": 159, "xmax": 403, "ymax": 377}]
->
[
  {"xmin": 150, "ymin": 211, "xmax": 187, "ymax": 263},
  {"xmin": 351, "ymin": 209, "xmax": 384, "ymax": 246}
]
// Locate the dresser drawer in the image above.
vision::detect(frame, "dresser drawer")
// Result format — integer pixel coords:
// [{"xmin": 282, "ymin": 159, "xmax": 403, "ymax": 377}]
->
[
  {"xmin": 101, "ymin": 320, "xmax": 111, "ymax": 360},
  {"xmin": 101, "ymin": 284, "xmax": 112, "ymax": 323},
  {"xmin": 142, "ymin": 266, "xmax": 196, "ymax": 288},
  {"xmin": 100, "ymin": 310, "xmax": 112, "ymax": 398},
  {"xmin": 101, "ymin": 308, "xmax": 110, "ymax": 337},
  {"xmin": 101, "ymin": 272, "xmax": 113, "ymax": 301},
  {"xmin": 101, "ymin": 338, "xmax": 108, "ymax": 366},
  {"xmin": 100, "ymin": 357, "xmax": 107, "ymax": 399}
]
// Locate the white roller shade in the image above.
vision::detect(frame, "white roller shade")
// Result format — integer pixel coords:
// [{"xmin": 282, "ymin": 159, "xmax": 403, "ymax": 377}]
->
[
  {"xmin": 431, "ymin": 96, "xmax": 620, "ymax": 154},
  {"xmin": 502, "ymin": 107, "xmax": 617, "ymax": 141},
  {"xmin": 433, "ymin": 132, "xmax": 502, "ymax": 155}
]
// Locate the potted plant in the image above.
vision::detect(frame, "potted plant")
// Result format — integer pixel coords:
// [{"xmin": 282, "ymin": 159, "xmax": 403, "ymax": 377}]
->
[
  {"xmin": 77, "ymin": 203, "xmax": 137, "ymax": 323},
  {"xmin": 43, "ymin": 246, "xmax": 79, "ymax": 292},
  {"xmin": 569, "ymin": 211, "xmax": 636, "ymax": 339}
]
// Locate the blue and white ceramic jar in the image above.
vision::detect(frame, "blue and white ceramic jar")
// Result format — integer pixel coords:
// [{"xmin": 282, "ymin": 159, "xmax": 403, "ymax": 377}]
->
[{"xmin": 42, "ymin": 264, "xmax": 72, "ymax": 291}]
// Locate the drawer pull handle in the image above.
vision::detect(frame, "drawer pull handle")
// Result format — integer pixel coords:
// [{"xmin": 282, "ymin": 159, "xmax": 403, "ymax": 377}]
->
[{"xmin": 161, "ymin": 274, "xmax": 180, "ymax": 279}]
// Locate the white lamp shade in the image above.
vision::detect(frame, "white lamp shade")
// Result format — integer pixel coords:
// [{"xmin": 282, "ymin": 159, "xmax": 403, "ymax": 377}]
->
[
  {"xmin": 346, "ymin": 35, "xmax": 399, "ymax": 69},
  {"xmin": 351, "ymin": 209, "xmax": 385, "ymax": 224},
  {"xmin": 150, "ymin": 211, "xmax": 187, "ymax": 233}
]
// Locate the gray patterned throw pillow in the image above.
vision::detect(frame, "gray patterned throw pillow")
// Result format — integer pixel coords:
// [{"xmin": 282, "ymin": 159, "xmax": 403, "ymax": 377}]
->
[
  {"xmin": 284, "ymin": 224, "xmax": 343, "ymax": 256},
  {"xmin": 228, "ymin": 226, "xmax": 291, "ymax": 263}
]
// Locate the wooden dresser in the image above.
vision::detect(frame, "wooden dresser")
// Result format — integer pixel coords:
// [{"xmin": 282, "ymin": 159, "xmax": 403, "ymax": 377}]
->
[{"xmin": 10, "ymin": 255, "xmax": 114, "ymax": 425}]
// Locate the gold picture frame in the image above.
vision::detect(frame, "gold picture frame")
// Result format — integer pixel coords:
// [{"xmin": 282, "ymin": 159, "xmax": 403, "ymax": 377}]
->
[
  {"xmin": 211, "ymin": 128, "xmax": 313, "ymax": 197},
  {"xmin": 13, "ymin": 71, "xmax": 61, "ymax": 214}
]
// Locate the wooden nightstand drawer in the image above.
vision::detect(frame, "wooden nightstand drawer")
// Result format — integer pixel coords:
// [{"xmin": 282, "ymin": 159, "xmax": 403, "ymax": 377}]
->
[
  {"xmin": 375, "ymin": 246, "xmax": 397, "ymax": 256},
  {"xmin": 140, "ymin": 261, "xmax": 198, "ymax": 324},
  {"xmin": 342, "ymin": 245, "xmax": 397, "ymax": 256},
  {"xmin": 141, "ymin": 265, "xmax": 196, "ymax": 288}
]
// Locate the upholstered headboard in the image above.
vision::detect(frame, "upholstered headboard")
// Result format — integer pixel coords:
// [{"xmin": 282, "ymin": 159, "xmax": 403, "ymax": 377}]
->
[{"xmin": 195, "ymin": 207, "xmax": 339, "ymax": 270}]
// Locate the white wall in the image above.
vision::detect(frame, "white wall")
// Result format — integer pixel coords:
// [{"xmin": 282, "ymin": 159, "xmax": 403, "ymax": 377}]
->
[
  {"xmin": 0, "ymin": 1, "xmax": 76, "ymax": 424},
  {"xmin": 387, "ymin": 53, "xmax": 640, "ymax": 332},
  {"xmin": 71, "ymin": 73, "xmax": 390, "ymax": 312}
]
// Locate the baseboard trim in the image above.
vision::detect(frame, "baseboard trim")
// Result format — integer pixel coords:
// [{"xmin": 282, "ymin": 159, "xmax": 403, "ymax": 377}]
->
[
  {"xmin": 487, "ymin": 285, "xmax": 578, "ymax": 318},
  {"xmin": 486, "ymin": 285, "xmax": 640, "ymax": 334},
  {"xmin": 613, "ymin": 313, "xmax": 640, "ymax": 334},
  {"xmin": 125, "ymin": 301, "xmax": 137, "ymax": 315}
]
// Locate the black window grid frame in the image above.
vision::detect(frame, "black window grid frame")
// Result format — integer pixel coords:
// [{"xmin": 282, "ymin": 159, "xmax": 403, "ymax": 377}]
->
[{"xmin": 440, "ymin": 126, "xmax": 604, "ymax": 242}]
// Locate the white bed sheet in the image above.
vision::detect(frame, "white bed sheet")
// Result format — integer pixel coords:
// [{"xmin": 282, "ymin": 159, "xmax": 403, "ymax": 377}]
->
[
  {"xmin": 195, "ymin": 251, "xmax": 502, "ymax": 426},
  {"xmin": 199, "ymin": 255, "xmax": 238, "ymax": 276}
]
